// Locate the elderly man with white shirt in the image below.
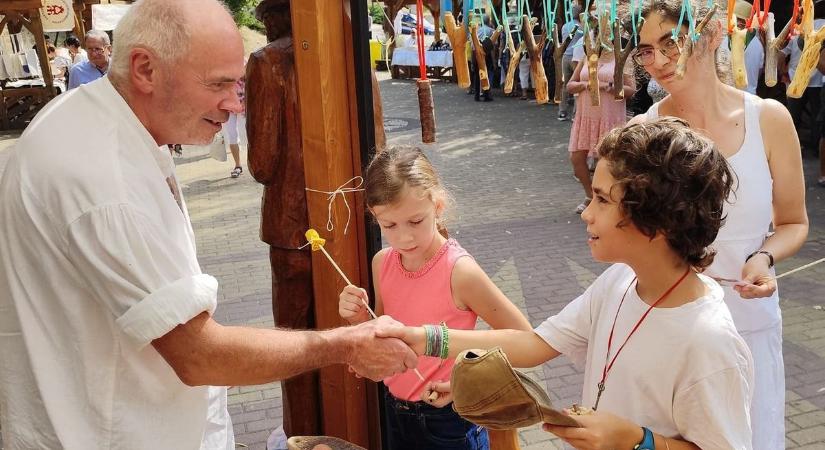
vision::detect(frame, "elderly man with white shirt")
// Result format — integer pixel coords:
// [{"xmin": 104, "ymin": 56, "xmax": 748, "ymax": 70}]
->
[{"xmin": 0, "ymin": 1, "xmax": 417, "ymax": 449}]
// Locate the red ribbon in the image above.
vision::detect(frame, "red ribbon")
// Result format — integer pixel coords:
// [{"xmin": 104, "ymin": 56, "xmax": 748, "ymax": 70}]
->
[{"xmin": 416, "ymin": 0, "xmax": 427, "ymax": 80}]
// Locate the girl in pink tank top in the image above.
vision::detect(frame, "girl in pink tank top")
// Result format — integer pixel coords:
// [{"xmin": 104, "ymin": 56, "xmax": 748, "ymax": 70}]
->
[{"xmin": 339, "ymin": 146, "xmax": 531, "ymax": 450}]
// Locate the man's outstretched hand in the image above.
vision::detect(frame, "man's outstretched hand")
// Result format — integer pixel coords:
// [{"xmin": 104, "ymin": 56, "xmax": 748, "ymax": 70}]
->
[{"xmin": 346, "ymin": 316, "xmax": 418, "ymax": 381}]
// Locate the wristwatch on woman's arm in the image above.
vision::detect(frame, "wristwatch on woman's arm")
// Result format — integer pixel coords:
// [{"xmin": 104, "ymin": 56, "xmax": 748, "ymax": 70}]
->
[{"xmin": 746, "ymin": 249, "xmax": 774, "ymax": 268}]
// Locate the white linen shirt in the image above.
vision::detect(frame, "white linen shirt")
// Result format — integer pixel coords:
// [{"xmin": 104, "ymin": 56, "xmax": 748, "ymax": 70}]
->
[
  {"xmin": 0, "ymin": 77, "xmax": 232, "ymax": 449},
  {"xmin": 535, "ymin": 264, "xmax": 754, "ymax": 449}
]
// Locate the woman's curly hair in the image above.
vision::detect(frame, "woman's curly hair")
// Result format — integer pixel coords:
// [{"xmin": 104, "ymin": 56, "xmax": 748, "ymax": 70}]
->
[{"xmin": 596, "ymin": 117, "xmax": 736, "ymax": 269}]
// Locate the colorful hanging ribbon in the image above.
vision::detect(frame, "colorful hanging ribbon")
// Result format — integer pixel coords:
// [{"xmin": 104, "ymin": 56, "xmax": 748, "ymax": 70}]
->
[
  {"xmin": 630, "ymin": 0, "xmax": 644, "ymax": 45},
  {"xmin": 416, "ymin": 0, "xmax": 427, "ymax": 80},
  {"xmin": 674, "ymin": 0, "xmax": 698, "ymax": 42},
  {"xmin": 789, "ymin": 0, "xmax": 801, "ymax": 37}
]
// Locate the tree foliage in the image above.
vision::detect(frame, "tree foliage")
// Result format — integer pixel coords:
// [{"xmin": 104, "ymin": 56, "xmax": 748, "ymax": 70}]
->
[{"xmin": 223, "ymin": 0, "xmax": 264, "ymax": 32}]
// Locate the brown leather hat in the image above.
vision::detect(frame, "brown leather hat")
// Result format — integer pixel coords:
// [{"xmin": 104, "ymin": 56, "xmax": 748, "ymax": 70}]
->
[
  {"xmin": 286, "ymin": 436, "xmax": 366, "ymax": 450},
  {"xmin": 450, "ymin": 347, "xmax": 580, "ymax": 430}
]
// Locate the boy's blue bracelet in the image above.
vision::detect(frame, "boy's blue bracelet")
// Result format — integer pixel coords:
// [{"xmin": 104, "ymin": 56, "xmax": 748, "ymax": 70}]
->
[{"xmin": 633, "ymin": 427, "xmax": 654, "ymax": 450}]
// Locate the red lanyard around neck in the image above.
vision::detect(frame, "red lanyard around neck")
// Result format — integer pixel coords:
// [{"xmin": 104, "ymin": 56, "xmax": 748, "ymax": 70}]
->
[{"xmin": 593, "ymin": 266, "xmax": 692, "ymax": 410}]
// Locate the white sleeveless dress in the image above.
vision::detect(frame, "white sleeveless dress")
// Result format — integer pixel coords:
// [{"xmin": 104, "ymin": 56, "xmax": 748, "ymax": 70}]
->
[{"xmin": 647, "ymin": 93, "xmax": 783, "ymax": 450}]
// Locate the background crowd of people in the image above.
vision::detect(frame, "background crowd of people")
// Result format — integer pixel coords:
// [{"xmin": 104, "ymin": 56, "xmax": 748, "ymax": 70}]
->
[{"xmin": 441, "ymin": 0, "xmax": 825, "ymax": 198}]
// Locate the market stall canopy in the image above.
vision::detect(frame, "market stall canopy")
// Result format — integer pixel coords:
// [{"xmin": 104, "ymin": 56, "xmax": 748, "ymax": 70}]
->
[{"xmin": 91, "ymin": 3, "xmax": 129, "ymax": 31}]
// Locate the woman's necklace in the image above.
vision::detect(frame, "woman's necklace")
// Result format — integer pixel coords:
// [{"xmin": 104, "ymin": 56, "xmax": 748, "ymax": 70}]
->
[{"xmin": 593, "ymin": 266, "xmax": 692, "ymax": 410}]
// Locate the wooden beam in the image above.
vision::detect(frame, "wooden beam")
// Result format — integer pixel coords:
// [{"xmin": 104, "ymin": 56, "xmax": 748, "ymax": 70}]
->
[
  {"xmin": 26, "ymin": 8, "xmax": 55, "ymax": 95},
  {"xmin": 0, "ymin": 0, "xmax": 45, "ymax": 11},
  {"xmin": 290, "ymin": 0, "xmax": 370, "ymax": 446},
  {"xmin": 73, "ymin": 0, "xmax": 87, "ymax": 37}
]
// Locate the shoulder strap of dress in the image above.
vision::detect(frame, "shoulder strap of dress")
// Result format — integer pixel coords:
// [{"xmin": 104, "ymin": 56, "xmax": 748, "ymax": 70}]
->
[
  {"xmin": 743, "ymin": 93, "xmax": 760, "ymax": 141},
  {"xmin": 646, "ymin": 101, "xmax": 660, "ymax": 120}
]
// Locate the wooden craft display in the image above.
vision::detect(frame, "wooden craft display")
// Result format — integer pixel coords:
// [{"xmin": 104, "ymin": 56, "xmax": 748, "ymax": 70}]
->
[
  {"xmin": 521, "ymin": 15, "xmax": 549, "ymax": 104},
  {"xmin": 469, "ymin": 17, "xmax": 494, "ymax": 92},
  {"xmin": 445, "ymin": 12, "xmax": 471, "ymax": 89},
  {"xmin": 764, "ymin": 13, "xmax": 777, "ymax": 87},
  {"xmin": 598, "ymin": 11, "xmax": 613, "ymax": 51},
  {"xmin": 731, "ymin": 26, "xmax": 749, "ymax": 89},
  {"xmin": 675, "ymin": 4, "xmax": 718, "ymax": 79},
  {"xmin": 551, "ymin": 23, "xmax": 578, "ymax": 104},
  {"xmin": 764, "ymin": 12, "xmax": 795, "ymax": 87},
  {"xmin": 788, "ymin": 0, "xmax": 825, "ymax": 98},
  {"xmin": 582, "ymin": 27, "xmax": 601, "ymax": 107},
  {"xmin": 611, "ymin": 18, "xmax": 637, "ymax": 101},
  {"xmin": 504, "ymin": 40, "xmax": 525, "ymax": 94}
]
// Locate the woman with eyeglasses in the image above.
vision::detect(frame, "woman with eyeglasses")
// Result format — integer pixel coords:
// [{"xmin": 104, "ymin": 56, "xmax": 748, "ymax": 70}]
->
[
  {"xmin": 628, "ymin": 2, "xmax": 809, "ymax": 448},
  {"xmin": 565, "ymin": 1, "xmax": 636, "ymax": 214}
]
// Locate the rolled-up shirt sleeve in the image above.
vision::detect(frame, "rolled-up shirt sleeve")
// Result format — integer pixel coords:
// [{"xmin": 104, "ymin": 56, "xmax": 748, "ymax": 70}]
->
[{"xmin": 66, "ymin": 203, "xmax": 217, "ymax": 348}]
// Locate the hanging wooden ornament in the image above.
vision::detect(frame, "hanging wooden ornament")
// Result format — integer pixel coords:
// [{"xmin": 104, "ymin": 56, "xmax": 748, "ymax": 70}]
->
[
  {"xmin": 731, "ymin": 26, "xmax": 749, "ymax": 89},
  {"xmin": 415, "ymin": 0, "xmax": 436, "ymax": 143},
  {"xmin": 418, "ymin": 79, "xmax": 436, "ymax": 143},
  {"xmin": 583, "ymin": 24, "xmax": 601, "ymax": 107},
  {"xmin": 551, "ymin": 22, "xmax": 578, "ymax": 104},
  {"xmin": 522, "ymin": 15, "xmax": 550, "ymax": 104},
  {"xmin": 470, "ymin": 18, "xmax": 491, "ymax": 92},
  {"xmin": 611, "ymin": 17, "xmax": 638, "ymax": 101},
  {"xmin": 765, "ymin": 12, "xmax": 796, "ymax": 87},
  {"xmin": 674, "ymin": 4, "xmax": 718, "ymax": 79},
  {"xmin": 504, "ymin": 40, "xmax": 526, "ymax": 94},
  {"xmin": 551, "ymin": 0, "xmax": 578, "ymax": 104},
  {"xmin": 788, "ymin": 0, "xmax": 825, "ymax": 98},
  {"xmin": 444, "ymin": 12, "xmax": 471, "ymax": 89}
]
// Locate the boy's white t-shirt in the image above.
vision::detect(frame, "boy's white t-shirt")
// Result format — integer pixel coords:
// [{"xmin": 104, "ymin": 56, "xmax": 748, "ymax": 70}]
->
[{"xmin": 534, "ymin": 264, "xmax": 754, "ymax": 449}]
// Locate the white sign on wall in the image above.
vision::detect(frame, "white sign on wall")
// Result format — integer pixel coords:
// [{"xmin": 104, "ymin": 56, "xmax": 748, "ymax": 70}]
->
[
  {"xmin": 40, "ymin": 0, "xmax": 75, "ymax": 32},
  {"xmin": 92, "ymin": 4, "xmax": 132, "ymax": 31}
]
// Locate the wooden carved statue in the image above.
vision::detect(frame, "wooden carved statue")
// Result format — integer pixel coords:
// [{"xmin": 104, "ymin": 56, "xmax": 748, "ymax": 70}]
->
[{"xmin": 521, "ymin": 15, "xmax": 549, "ymax": 104}]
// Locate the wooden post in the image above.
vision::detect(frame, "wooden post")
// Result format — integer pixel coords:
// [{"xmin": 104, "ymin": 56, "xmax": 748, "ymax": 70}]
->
[
  {"xmin": 0, "ymin": 1, "xmax": 58, "ymax": 131},
  {"xmin": 72, "ymin": 0, "xmax": 86, "ymax": 37},
  {"xmin": 290, "ymin": 0, "xmax": 372, "ymax": 445},
  {"xmin": 489, "ymin": 429, "xmax": 521, "ymax": 450}
]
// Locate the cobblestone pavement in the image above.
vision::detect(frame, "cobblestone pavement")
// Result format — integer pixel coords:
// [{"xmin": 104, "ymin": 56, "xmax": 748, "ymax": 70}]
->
[{"xmin": 2, "ymin": 71, "xmax": 825, "ymax": 449}]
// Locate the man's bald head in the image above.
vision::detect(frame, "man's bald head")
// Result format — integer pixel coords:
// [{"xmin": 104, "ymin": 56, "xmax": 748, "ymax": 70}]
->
[
  {"xmin": 109, "ymin": 0, "xmax": 240, "ymax": 87},
  {"xmin": 108, "ymin": 0, "xmax": 245, "ymax": 146}
]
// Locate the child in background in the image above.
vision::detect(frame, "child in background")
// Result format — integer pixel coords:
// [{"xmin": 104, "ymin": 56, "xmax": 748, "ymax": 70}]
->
[
  {"xmin": 339, "ymin": 146, "xmax": 532, "ymax": 450},
  {"xmin": 223, "ymin": 77, "xmax": 246, "ymax": 178},
  {"xmin": 381, "ymin": 119, "xmax": 754, "ymax": 449},
  {"xmin": 566, "ymin": 1, "xmax": 635, "ymax": 214}
]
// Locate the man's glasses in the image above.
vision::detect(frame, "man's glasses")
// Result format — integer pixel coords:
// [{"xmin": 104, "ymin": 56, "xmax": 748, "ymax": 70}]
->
[
  {"xmin": 631, "ymin": 35, "xmax": 685, "ymax": 66},
  {"xmin": 87, "ymin": 47, "xmax": 109, "ymax": 54}
]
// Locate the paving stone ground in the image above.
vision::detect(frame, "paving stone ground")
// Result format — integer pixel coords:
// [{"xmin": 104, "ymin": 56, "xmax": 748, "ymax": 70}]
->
[{"xmin": 1, "ymin": 71, "xmax": 825, "ymax": 450}]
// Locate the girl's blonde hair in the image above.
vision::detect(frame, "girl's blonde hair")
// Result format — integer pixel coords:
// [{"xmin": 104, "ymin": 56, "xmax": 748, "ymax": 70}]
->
[{"xmin": 364, "ymin": 146, "xmax": 452, "ymax": 234}]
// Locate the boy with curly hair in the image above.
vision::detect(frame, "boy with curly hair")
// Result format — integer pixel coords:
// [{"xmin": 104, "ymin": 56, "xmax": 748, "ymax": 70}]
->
[{"xmin": 384, "ymin": 117, "xmax": 754, "ymax": 449}]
